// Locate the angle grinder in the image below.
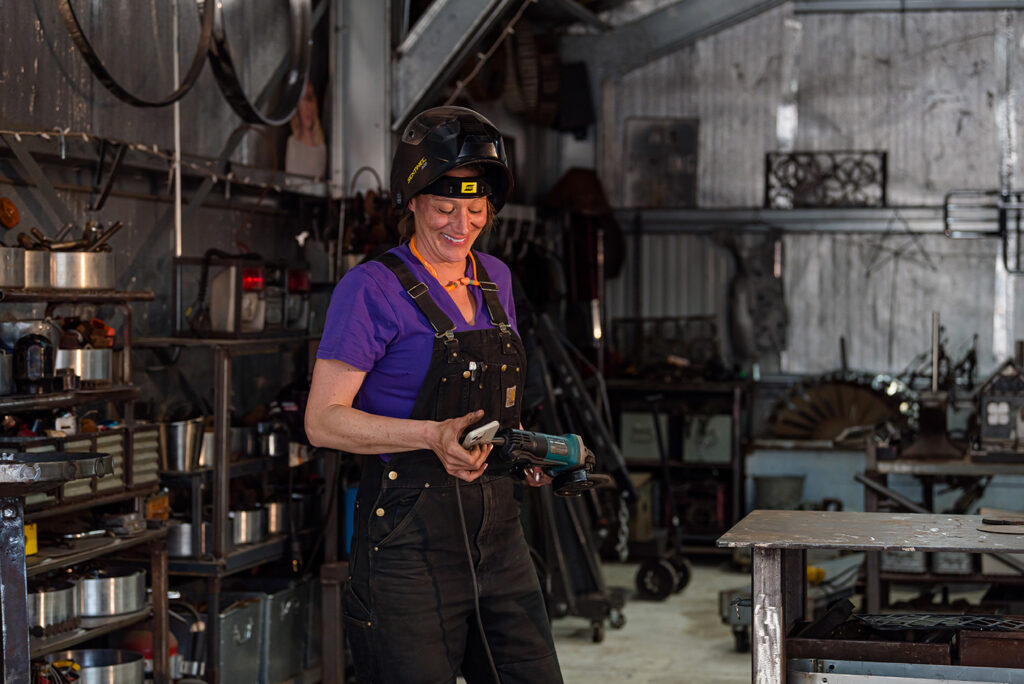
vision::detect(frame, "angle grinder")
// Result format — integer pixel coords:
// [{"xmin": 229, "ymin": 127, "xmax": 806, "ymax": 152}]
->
[{"xmin": 464, "ymin": 421, "xmax": 602, "ymax": 496}]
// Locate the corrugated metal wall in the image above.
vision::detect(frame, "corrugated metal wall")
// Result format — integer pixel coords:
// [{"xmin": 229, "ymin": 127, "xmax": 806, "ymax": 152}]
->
[
  {"xmin": 604, "ymin": 4, "xmax": 1024, "ymax": 375},
  {"xmin": 0, "ymin": 1, "xmax": 306, "ymax": 414}
]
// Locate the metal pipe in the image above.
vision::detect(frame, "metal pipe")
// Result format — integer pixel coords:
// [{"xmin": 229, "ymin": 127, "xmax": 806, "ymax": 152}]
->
[
  {"xmin": 931, "ymin": 311, "xmax": 940, "ymax": 392},
  {"xmin": 173, "ymin": 0, "xmax": 183, "ymax": 259}
]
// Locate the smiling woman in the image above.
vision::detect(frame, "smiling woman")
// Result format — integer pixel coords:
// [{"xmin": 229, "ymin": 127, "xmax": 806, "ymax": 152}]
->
[{"xmin": 304, "ymin": 106, "xmax": 563, "ymax": 684}]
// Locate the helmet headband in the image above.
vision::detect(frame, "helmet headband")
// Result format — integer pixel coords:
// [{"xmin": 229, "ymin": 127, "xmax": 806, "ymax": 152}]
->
[{"xmin": 419, "ymin": 175, "xmax": 492, "ymax": 200}]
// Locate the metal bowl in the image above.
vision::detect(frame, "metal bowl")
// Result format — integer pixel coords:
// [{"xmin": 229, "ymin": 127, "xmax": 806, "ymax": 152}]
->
[
  {"xmin": 47, "ymin": 649, "xmax": 144, "ymax": 684},
  {"xmin": 56, "ymin": 348, "xmax": 113, "ymax": 384}
]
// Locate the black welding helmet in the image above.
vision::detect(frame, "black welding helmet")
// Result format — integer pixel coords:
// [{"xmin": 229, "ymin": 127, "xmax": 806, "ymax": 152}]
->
[{"xmin": 391, "ymin": 106, "xmax": 514, "ymax": 211}]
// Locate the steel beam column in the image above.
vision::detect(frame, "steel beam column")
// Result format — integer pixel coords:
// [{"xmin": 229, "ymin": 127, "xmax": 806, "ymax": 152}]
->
[
  {"xmin": 392, "ymin": 0, "xmax": 516, "ymax": 131},
  {"xmin": 0, "ymin": 497, "xmax": 29, "ymax": 684}
]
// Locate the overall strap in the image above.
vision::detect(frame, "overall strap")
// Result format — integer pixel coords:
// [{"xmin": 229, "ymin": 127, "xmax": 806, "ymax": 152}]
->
[
  {"xmin": 471, "ymin": 254, "xmax": 513, "ymax": 336},
  {"xmin": 376, "ymin": 252, "xmax": 457, "ymax": 341}
]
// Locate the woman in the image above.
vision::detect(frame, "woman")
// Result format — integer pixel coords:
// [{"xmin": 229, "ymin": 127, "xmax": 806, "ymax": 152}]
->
[{"xmin": 305, "ymin": 107, "xmax": 563, "ymax": 684}]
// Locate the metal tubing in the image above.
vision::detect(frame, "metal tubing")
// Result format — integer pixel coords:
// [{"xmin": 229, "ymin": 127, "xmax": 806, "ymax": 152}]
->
[
  {"xmin": 931, "ymin": 312, "xmax": 940, "ymax": 392},
  {"xmin": 752, "ymin": 547, "xmax": 786, "ymax": 684}
]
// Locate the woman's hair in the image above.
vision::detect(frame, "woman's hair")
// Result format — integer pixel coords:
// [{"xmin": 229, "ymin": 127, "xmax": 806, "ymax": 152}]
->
[
  {"xmin": 399, "ymin": 198, "xmax": 497, "ymax": 239},
  {"xmin": 290, "ymin": 86, "xmax": 325, "ymax": 146}
]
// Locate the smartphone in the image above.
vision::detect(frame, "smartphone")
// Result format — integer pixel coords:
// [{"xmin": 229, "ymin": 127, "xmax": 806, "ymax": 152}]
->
[{"xmin": 462, "ymin": 420, "xmax": 500, "ymax": 449}]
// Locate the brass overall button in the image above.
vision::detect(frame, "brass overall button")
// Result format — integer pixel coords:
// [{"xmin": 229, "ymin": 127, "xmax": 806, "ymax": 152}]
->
[
  {"xmin": 388, "ymin": 470, "xmax": 398, "ymax": 480},
  {"xmin": 375, "ymin": 507, "xmax": 385, "ymax": 517},
  {"xmin": 463, "ymin": 370, "xmax": 471, "ymax": 379},
  {"xmin": 501, "ymin": 364, "xmax": 507, "ymax": 372}
]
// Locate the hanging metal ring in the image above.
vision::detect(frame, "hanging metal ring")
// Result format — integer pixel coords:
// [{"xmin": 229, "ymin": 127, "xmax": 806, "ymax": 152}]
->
[
  {"xmin": 204, "ymin": 0, "xmax": 313, "ymax": 126},
  {"xmin": 57, "ymin": 0, "xmax": 215, "ymax": 107}
]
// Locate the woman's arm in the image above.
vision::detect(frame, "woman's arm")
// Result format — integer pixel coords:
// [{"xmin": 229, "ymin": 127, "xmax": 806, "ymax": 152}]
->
[{"xmin": 304, "ymin": 357, "xmax": 491, "ymax": 481}]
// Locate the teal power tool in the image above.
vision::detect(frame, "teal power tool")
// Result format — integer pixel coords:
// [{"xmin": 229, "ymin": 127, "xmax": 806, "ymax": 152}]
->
[{"xmin": 491, "ymin": 429, "xmax": 599, "ymax": 496}]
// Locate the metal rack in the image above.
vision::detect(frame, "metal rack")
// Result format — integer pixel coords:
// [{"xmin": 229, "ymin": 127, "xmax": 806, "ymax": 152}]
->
[
  {"xmin": 135, "ymin": 335, "xmax": 322, "ymax": 684},
  {"xmin": 0, "ymin": 288, "xmax": 169, "ymax": 684}
]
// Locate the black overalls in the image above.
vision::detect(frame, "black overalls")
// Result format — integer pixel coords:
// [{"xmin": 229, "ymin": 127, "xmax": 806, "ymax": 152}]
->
[{"xmin": 342, "ymin": 252, "xmax": 563, "ymax": 684}]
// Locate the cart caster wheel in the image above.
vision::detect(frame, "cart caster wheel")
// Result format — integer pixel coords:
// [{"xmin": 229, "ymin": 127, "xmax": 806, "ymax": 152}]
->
[
  {"xmin": 669, "ymin": 554, "xmax": 692, "ymax": 593},
  {"xmin": 635, "ymin": 558, "xmax": 679, "ymax": 601},
  {"xmin": 591, "ymin": 622, "xmax": 605, "ymax": 643},
  {"xmin": 609, "ymin": 609, "xmax": 626, "ymax": 630},
  {"xmin": 733, "ymin": 627, "xmax": 750, "ymax": 652}
]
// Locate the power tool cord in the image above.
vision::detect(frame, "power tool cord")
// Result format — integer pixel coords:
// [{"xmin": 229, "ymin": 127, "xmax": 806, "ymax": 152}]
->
[{"xmin": 455, "ymin": 479, "xmax": 502, "ymax": 684}]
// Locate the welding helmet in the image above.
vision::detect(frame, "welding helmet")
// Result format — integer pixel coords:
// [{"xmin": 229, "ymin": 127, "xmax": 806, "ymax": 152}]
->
[{"xmin": 391, "ymin": 106, "xmax": 514, "ymax": 211}]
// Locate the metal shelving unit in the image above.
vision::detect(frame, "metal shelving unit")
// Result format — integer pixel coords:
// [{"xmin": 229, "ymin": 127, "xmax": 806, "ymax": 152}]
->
[
  {"xmin": 135, "ymin": 335, "xmax": 320, "ymax": 684},
  {"xmin": 0, "ymin": 288, "xmax": 169, "ymax": 684}
]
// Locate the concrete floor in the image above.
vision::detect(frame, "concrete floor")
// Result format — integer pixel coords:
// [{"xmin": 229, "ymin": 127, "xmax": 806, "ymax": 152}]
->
[{"xmin": 552, "ymin": 558, "xmax": 751, "ymax": 684}]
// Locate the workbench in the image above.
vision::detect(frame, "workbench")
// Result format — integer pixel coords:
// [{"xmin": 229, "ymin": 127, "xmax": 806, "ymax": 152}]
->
[{"xmin": 718, "ymin": 510, "xmax": 1024, "ymax": 684}]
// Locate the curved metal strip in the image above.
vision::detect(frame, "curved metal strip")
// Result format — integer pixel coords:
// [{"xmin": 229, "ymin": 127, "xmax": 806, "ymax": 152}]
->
[
  {"xmin": 205, "ymin": 0, "xmax": 312, "ymax": 126},
  {"xmin": 57, "ymin": 0, "xmax": 215, "ymax": 108}
]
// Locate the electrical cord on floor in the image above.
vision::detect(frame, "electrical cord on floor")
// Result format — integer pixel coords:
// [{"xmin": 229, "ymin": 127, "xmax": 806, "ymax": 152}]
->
[{"xmin": 455, "ymin": 478, "xmax": 502, "ymax": 684}]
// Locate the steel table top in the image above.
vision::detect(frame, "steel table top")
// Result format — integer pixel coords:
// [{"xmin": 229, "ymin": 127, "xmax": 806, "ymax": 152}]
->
[{"xmin": 718, "ymin": 510, "xmax": 1024, "ymax": 554}]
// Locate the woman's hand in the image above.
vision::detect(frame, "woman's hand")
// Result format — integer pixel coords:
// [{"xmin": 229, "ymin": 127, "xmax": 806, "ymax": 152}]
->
[{"xmin": 428, "ymin": 410, "xmax": 493, "ymax": 482}]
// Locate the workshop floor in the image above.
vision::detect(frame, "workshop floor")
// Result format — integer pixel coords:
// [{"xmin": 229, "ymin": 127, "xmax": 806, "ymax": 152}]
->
[{"xmin": 552, "ymin": 557, "xmax": 751, "ymax": 684}]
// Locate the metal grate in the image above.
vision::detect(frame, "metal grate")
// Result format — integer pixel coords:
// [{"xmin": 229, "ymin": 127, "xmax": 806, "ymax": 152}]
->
[{"xmin": 857, "ymin": 614, "xmax": 1024, "ymax": 632}]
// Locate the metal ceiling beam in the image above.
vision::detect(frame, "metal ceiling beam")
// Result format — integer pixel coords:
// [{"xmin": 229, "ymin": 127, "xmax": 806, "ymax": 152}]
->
[
  {"xmin": 615, "ymin": 206, "xmax": 951, "ymax": 233},
  {"xmin": 392, "ymin": 0, "xmax": 517, "ymax": 131},
  {"xmin": 561, "ymin": 0, "xmax": 788, "ymax": 80},
  {"xmin": 796, "ymin": 0, "xmax": 1024, "ymax": 11},
  {"xmin": 540, "ymin": 0, "xmax": 611, "ymax": 30}
]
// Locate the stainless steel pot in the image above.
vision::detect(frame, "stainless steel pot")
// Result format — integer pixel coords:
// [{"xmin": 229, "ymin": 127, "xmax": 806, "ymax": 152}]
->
[
  {"xmin": 158, "ymin": 418, "xmax": 204, "ymax": 471},
  {"xmin": 197, "ymin": 426, "xmax": 256, "ymax": 467},
  {"xmin": 76, "ymin": 568, "xmax": 146, "ymax": 617},
  {"xmin": 56, "ymin": 348, "xmax": 113, "ymax": 384},
  {"xmin": 0, "ymin": 349, "xmax": 12, "ymax": 396},
  {"xmin": 47, "ymin": 649, "xmax": 144, "ymax": 684},
  {"xmin": 28, "ymin": 580, "xmax": 77, "ymax": 629},
  {"xmin": 257, "ymin": 420, "xmax": 291, "ymax": 458},
  {"xmin": 264, "ymin": 501, "xmax": 289, "ymax": 535},
  {"xmin": 228, "ymin": 508, "xmax": 266, "ymax": 545},
  {"xmin": 23, "ymin": 249, "xmax": 49, "ymax": 289},
  {"xmin": 167, "ymin": 520, "xmax": 231, "ymax": 557},
  {"xmin": 0, "ymin": 246, "xmax": 24, "ymax": 287},
  {"xmin": 50, "ymin": 251, "xmax": 115, "ymax": 290}
]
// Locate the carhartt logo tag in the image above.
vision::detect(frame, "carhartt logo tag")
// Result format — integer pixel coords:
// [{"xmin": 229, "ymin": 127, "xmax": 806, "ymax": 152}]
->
[
  {"xmin": 505, "ymin": 385, "xmax": 517, "ymax": 408},
  {"xmin": 461, "ymin": 181, "xmax": 478, "ymax": 194}
]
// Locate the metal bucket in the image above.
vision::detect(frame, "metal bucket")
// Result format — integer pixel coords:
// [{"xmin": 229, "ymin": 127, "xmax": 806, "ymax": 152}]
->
[
  {"xmin": 23, "ymin": 249, "xmax": 49, "ymax": 289},
  {"xmin": 76, "ymin": 568, "xmax": 146, "ymax": 617},
  {"xmin": 0, "ymin": 246, "xmax": 24, "ymax": 287},
  {"xmin": 754, "ymin": 475, "xmax": 806, "ymax": 510},
  {"xmin": 50, "ymin": 251, "xmax": 115, "ymax": 290},
  {"xmin": 56, "ymin": 348, "xmax": 113, "ymax": 385},
  {"xmin": 47, "ymin": 649, "xmax": 145, "ymax": 684},
  {"xmin": 158, "ymin": 418, "xmax": 204, "ymax": 471}
]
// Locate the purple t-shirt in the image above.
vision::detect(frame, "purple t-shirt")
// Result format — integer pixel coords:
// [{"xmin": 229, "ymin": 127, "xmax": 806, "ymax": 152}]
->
[{"xmin": 316, "ymin": 244, "xmax": 519, "ymax": 421}]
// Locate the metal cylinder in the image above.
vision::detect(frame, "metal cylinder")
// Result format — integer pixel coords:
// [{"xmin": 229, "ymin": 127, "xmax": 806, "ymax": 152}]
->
[
  {"xmin": 265, "ymin": 501, "xmax": 289, "ymax": 535},
  {"xmin": 50, "ymin": 251, "xmax": 115, "ymax": 290},
  {"xmin": 0, "ymin": 246, "xmax": 25, "ymax": 287},
  {"xmin": 931, "ymin": 311, "xmax": 940, "ymax": 392},
  {"xmin": 28, "ymin": 580, "xmax": 77, "ymax": 629},
  {"xmin": 158, "ymin": 418, "xmax": 204, "ymax": 471},
  {"xmin": 76, "ymin": 569, "xmax": 146, "ymax": 617},
  {"xmin": 23, "ymin": 249, "xmax": 49, "ymax": 289},
  {"xmin": 47, "ymin": 649, "xmax": 145, "ymax": 684},
  {"xmin": 228, "ymin": 508, "xmax": 266, "ymax": 545},
  {"xmin": 56, "ymin": 348, "xmax": 113, "ymax": 384}
]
